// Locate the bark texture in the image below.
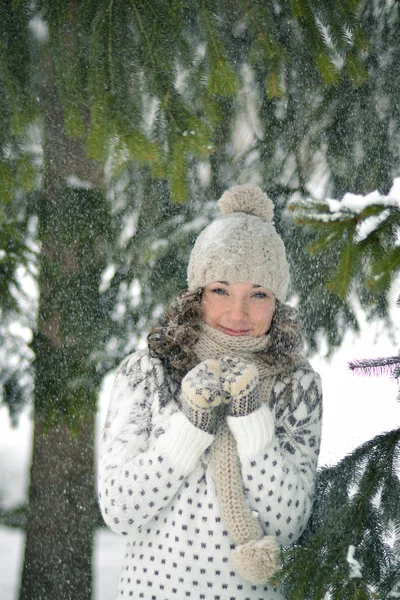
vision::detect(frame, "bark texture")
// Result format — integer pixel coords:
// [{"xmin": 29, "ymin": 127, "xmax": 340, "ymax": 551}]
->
[{"xmin": 19, "ymin": 26, "xmax": 108, "ymax": 600}]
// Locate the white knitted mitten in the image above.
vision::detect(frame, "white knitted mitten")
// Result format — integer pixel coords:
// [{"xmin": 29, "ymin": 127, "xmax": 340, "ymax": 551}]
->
[
  {"xmin": 180, "ymin": 359, "xmax": 222, "ymax": 433},
  {"xmin": 220, "ymin": 356, "xmax": 261, "ymax": 417}
]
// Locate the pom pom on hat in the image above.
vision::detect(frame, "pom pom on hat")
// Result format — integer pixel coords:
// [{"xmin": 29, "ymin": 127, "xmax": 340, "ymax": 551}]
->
[{"xmin": 219, "ymin": 184, "xmax": 274, "ymax": 223}]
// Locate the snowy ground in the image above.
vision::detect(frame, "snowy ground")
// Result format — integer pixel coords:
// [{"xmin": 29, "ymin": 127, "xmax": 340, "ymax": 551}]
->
[{"xmin": 1, "ymin": 298, "xmax": 399, "ymax": 600}]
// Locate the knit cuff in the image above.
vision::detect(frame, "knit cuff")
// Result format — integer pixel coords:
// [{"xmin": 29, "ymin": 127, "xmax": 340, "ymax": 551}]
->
[
  {"xmin": 227, "ymin": 404, "xmax": 275, "ymax": 457},
  {"xmin": 156, "ymin": 411, "xmax": 214, "ymax": 473}
]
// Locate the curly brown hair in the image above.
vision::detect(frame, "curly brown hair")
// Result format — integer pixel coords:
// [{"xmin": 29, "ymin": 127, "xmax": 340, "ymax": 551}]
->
[{"xmin": 148, "ymin": 288, "xmax": 305, "ymax": 383}]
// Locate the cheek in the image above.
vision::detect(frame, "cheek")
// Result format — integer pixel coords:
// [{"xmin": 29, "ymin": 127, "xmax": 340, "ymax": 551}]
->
[
  {"xmin": 201, "ymin": 296, "xmax": 218, "ymax": 324},
  {"xmin": 252, "ymin": 304, "xmax": 275, "ymax": 333}
]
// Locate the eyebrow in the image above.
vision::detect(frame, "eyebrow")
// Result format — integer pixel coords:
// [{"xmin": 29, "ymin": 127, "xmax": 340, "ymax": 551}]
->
[{"xmin": 216, "ymin": 281, "xmax": 262, "ymax": 289}]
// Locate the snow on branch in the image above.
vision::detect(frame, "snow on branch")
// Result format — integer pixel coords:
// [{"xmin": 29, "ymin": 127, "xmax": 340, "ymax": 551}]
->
[
  {"xmin": 289, "ymin": 177, "xmax": 400, "ymax": 298},
  {"xmin": 290, "ymin": 177, "xmax": 400, "ymax": 226},
  {"xmin": 347, "ymin": 545, "xmax": 362, "ymax": 579}
]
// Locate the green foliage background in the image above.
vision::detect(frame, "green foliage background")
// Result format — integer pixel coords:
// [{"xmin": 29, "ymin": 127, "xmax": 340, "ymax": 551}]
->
[{"xmin": 0, "ymin": 1, "xmax": 399, "ymax": 599}]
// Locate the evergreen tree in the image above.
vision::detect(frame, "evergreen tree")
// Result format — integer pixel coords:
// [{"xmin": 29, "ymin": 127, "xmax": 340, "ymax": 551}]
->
[
  {"xmin": 0, "ymin": 1, "xmax": 399, "ymax": 598},
  {"xmin": 275, "ymin": 189, "xmax": 400, "ymax": 599},
  {"xmin": 278, "ymin": 424, "xmax": 400, "ymax": 599},
  {"xmin": 247, "ymin": 0, "xmax": 400, "ymax": 351}
]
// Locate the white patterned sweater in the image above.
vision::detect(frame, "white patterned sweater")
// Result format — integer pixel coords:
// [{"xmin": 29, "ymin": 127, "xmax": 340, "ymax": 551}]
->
[{"xmin": 98, "ymin": 350, "xmax": 322, "ymax": 600}]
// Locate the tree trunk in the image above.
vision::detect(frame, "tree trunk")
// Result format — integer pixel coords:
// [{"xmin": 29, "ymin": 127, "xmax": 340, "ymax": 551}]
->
[
  {"xmin": 19, "ymin": 417, "xmax": 97, "ymax": 600},
  {"xmin": 19, "ymin": 24, "xmax": 109, "ymax": 600}
]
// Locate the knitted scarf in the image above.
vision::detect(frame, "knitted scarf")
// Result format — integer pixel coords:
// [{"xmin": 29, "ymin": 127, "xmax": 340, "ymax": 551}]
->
[{"xmin": 193, "ymin": 324, "xmax": 292, "ymax": 584}]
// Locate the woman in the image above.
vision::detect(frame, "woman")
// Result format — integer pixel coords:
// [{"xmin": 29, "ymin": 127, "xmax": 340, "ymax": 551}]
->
[{"xmin": 98, "ymin": 184, "xmax": 323, "ymax": 600}]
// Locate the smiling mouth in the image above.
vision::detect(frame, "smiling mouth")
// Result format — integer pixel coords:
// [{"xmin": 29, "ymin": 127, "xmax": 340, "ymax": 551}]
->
[{"xmin": 220, "ymin": 326, "xmax": 250, "ymax": 336}]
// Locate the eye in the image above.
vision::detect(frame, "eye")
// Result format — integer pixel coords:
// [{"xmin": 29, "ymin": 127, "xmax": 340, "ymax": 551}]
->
[
  {"xmin": 210, "ymin": 287, "xmax": 228, "ymax": 295},
  {"xmin": 252, "ymin": 291, "xmax": 268, "ymax": 299}
]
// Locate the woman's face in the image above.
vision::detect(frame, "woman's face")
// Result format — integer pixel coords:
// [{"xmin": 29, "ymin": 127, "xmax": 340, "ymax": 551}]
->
[{"xmin": 201, "ymin": 281, "xmax": 276, "ymax": 337}]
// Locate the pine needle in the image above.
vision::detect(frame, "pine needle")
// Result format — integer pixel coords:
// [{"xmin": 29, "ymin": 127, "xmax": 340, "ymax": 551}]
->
[{"xmin": 348, "ymin": 356, "xmax": 400, "ymax": 378}]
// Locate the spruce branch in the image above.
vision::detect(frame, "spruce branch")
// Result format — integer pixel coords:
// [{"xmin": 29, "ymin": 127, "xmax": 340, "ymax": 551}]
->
[
  {"xmin": 293, "ymin": 0, "xmax": 341, "ymax": 86},
  {"xmin": 278, "ymin": 428, "xmax": 400, "ymax": 598},
  {"xmin": 348, "ymin": 356, "xmax": 400, "ymax": 379},
  {"xmin": 241, "ymin": 0, "xmax": 286, "ymax": 98},
  {"xmin": 129, "ymin": 0, "xmax": 159, "ymax": 87},
  {"xmin": 292, "ymin": 187, "xmax": 400, "ymax": 300},
  {"xmin": 108, "ymin": 0, "xmax": 115, "ymax": 94},
  {"xmin": 201, "ymin": 0, "xmax": 239, "ymax": 96}
]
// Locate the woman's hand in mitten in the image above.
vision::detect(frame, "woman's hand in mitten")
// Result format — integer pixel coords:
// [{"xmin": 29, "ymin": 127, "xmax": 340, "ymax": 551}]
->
[
  {"xmin": 220, "ymin": 356, "xmax": 261, "ymax": 417},
  {"xmin": 180, "ymin": 359, "xmax": 222, "ymax": 433}
]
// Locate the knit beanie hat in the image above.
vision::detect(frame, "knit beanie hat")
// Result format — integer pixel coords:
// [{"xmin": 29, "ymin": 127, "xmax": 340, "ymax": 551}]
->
[{"xmin": 187, "ymin": 185, "xmax": 289, "ymax": 302}]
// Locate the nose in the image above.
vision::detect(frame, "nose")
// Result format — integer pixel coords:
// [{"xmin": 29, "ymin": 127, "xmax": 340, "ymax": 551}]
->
[{"xmin": 227, "ymin": 298, "xmax": 248, "ymax": 322}]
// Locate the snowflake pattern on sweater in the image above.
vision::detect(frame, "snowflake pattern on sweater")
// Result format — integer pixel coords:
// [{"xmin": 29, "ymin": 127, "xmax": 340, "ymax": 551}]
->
[{"xmin": 98, "ymin": 350, "xmax": 322, "ymax": 600}]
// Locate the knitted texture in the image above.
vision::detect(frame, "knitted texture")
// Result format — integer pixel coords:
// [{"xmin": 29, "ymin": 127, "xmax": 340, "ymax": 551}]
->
[
  {"xmin": 212, "ymin": 421, "xmax": 264, "ymax": 545},
  {"xmin": 98, "ymin": 348, "xmax": 322, "ymax": 600},
  {"xmin": 219, "ymin": 185, "xmax": 274, "ymax": 222},
  {"xmin": 227, "ymin": 403, "xmax": 275, "ymax": 457},
  {"xmin": 194, "ymin": 329, "xmax": 283, "ymax": 583},
  {"xmin": 194, "ymin": 324, "xmax": 272, "ymax": 374},
  {"xmin": 220, "ymin": 355, "xmax": 262, "ymax": 417},
  {"xmin": 180, "ymin": 359, "xmax": 222, "ymax": 433},
  {"xmin": 212, "ymin": 419, "xmax": 280, "ymax": 583},
  {"xmin": 232, "ymin": 537, "xmax": 280, "ymax": 584},
  {"xmin": 194, "ymin": 324, "xmax": 289, "ymax": 380},
  {"xmin": 187, "ymin": 184, "xmax": 289, "ymax": 301}
]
